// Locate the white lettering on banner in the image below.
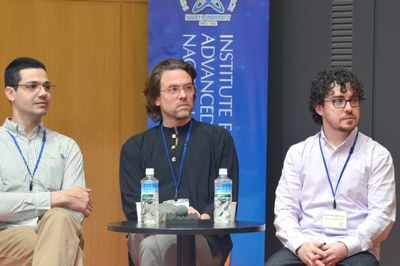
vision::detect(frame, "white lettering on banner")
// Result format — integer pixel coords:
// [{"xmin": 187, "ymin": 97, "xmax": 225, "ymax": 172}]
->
[
  {"xmin": 200, "ymin": 94, "xmax": 214, "ymax": 124},
  {"xmin": 185, "ymin": 14, "xmax": 231, "ymax": 25},
  {"xmin": 181, "ymin": 33, "xmax": 235, "ymax": 131},
  {"xmin": 199, "ymin": 34, "xmax": 216, "ymax": 124},
  {"xmin": 218, "ymin": 35, "xmax": 234, "ymax": 130},
  {"xmin": 182, "ymin": 34, "xmax": 197, "ymax": 68},
  {"xmin": 181, "ymin": 0, "xmax": 238, "ymax": 27}
]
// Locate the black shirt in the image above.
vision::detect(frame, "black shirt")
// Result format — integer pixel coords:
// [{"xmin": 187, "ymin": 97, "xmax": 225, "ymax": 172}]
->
[{"xmin": 119, "ymin": 118, "xmax": 239, "ymax": 260}]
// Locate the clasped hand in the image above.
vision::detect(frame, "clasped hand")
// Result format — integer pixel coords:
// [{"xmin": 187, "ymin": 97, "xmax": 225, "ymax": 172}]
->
[
  {"xmin": 297, "ymin": 241, "xmax": 348, "ymax": 266},
  {"xmin": 187, "ymin": 206, "xmax": 211, "ymax": 220},
  {"xmin": 51, "ymin": 186, "xmax": 93, "ymax": 217}
]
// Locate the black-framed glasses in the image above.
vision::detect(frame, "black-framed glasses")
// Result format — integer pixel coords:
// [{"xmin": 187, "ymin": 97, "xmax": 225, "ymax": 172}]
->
[
  {"xmin": 15, "ymin": 82, "xmax": 55, "ymax": 94},
  {"xmin": 160, "ymin": 84, "xmax": 195, "ymax": 96},
  {"xmin": 324, "ymin": 97, "xmax": 360, "ymax": 108}
]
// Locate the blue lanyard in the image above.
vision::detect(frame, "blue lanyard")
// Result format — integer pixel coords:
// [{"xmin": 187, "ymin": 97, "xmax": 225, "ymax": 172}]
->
[
  {"xmin": 7, "ymin": 130, "xmax": 46, "ymax": 191},
  {"xmin": 319, "ymin": 130, "xmax": 359, "ymax": 209},
  {"xmin": 161, "ymin": 120, "xmax": 193, "ymax": 200}
]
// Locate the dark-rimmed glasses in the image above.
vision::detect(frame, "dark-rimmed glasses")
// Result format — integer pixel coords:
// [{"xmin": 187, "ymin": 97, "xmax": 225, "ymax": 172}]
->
[{"xmin": 324, "ymin": 97, "xmax": 360, "ymax": 108}]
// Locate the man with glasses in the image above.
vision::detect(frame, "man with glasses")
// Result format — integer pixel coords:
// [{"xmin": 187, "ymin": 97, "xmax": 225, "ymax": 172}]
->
[
  {"xmin": 0, "ymin": 57, "xmax": 93, "ymax": 265},
  {"xmin": 120, "ymin": 58, "xmax": 239, "ymax": 266},
  {"xmin": 266, "ymin": 68, "xmax": 396, "ymax": 266}
]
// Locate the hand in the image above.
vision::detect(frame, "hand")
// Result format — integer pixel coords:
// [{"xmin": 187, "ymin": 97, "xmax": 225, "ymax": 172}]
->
[
  {"xmin": 297, "ymin": 241, "xmax": 327, "ymax": 266},
  {"xmin": 199, "ymin": 213, "xmax": 211, "ymax": 220},
  {"xmin": 187, "ymin": 206, "xmax": 200, "ymax": 217},
  {"xmin": 187, "ymin": 206, "xmax": 211, "ymax": 220},
  {"xmin": 51, "ymin": 186, "xmax": 93, "ymax": 217},
  {"xmin": 320, "ymin": 242, "xmax": 348, "ymax": 266}
]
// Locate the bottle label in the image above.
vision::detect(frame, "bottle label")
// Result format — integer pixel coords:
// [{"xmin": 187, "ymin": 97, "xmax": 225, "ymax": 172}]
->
[
  {"xmin": 141, "ymin": 183, "xmax": 158, "ymax": 198},
  {"xmin": 215, "ymin": 194, "xmax": 231, "ymax": 198},
  {"xmin": 215, "ymin": 183, "xmax": 232, "ymax": 197}
]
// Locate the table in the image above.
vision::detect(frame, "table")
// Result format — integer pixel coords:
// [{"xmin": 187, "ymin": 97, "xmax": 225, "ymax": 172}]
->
[{"xmin": 107, "ymin": 220, "xmax": 265, "ymax": 266}]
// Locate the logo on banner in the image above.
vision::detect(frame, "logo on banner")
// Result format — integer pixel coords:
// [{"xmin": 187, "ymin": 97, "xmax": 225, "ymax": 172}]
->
[{"xmin": 180, "ymin": 0, "xmax": 239, "ymax": 26}]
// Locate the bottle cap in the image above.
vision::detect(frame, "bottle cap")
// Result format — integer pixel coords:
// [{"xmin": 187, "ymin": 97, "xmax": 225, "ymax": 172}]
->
[
  {"xmin": 145, "ymin": 168, "xmax": 155, "ymax": 175},
  {"xmin": 219, "ymin": 168, "xmax": 228, "ymax": 175}
]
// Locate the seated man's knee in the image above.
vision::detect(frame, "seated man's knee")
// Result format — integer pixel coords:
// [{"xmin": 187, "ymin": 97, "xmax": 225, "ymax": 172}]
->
[
  {"xmin": 43, "ymin": 207, "xmax": 70, "ymax": 218},
  {"xmin": 38, "ymin": 207, "xmax": 80, "ymax": 233},
  {"xmin": 41, "ymin": 208, "xmax": 75, "ymax": 223},
  {"xmin": 138, "ymin": 236, "xmax": 166, "ymax": 265},
  {"xmin": 139, "ymin": 235, "xmax": 158, "ymax": 256}
]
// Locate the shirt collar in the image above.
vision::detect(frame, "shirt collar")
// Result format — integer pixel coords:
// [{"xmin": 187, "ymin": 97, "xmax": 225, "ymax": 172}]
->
[
  {"xmin": 3, "ymin": 118, "xmax": 45, "ymax": 139},
  {"xmin": 162, "ymin": 118, "xmax": 194, "ymax": 133},
  {"xmin": 320, "ymin": 127, "xmax": 359, "ymax": 150}
]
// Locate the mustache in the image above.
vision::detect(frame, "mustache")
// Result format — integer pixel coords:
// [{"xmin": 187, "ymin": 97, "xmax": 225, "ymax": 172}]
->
[{"xmin": 341, "ymin": 115, "xmax": 356, "ymax": 120}]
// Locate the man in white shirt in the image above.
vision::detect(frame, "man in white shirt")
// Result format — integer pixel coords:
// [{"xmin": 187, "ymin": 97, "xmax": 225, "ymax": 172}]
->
[
  {"xmin": 266, "ymin": 68, "xmax": 396, "ymax": 266},
  {"xmin": 0, "ymin": 57, "xmax": 93, "ymax": 265}
]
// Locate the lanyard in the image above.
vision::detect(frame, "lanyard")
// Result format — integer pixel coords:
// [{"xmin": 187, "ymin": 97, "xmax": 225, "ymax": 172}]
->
[
  {"xmin": 7, "ymin": 130, "xmax": 46, "ymax": 191},
  {"xmin": 161, "ymin": 120, "xmax": 193, "ymax": 200},
  {"xmin": 319, "ymin": 130, "xmax": 359, "ymax": 209}
]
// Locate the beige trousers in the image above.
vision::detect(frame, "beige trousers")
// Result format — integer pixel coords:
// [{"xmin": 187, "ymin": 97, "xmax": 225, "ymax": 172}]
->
[{"xmin": 0, "ymin": 208, "xmax": 84, "ymax": 266}]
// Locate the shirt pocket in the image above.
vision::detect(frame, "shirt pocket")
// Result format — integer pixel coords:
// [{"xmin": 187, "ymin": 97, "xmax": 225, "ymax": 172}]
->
[{"xmin": 36, "ymin": 155, "xmax": 65, "ymax": 191}]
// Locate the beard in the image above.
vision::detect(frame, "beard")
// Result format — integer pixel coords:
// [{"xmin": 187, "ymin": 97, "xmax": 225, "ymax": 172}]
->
[
  {"xmin": 175, "ymin": 109, "xmax": 192, "ymax": 120},
  {"xmin": 174, "ymin": 103, "xmax": 193, "ymax": 119},
  {"xmin": 338, "ymin": 115, "xmax": 358, "ymax": 131}
]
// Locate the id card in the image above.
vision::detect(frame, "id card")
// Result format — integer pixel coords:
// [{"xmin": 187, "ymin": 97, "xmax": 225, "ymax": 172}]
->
[
  {"xmin": 163, "ymin": 198, "xmax": 189, "ymax": 207},
  {"xmin": 322, "ymin": 209, "xmax": 347, "ymax": 229}
]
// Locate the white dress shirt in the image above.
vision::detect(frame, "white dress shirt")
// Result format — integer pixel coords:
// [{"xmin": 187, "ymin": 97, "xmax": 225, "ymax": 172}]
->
[
  {"xmin": 0, "ymin": 119, "xmax": 86, "ymax": 228},
  {"xmin": 274, "ymin": 128, "xmax": 396, "ymax": 260}
]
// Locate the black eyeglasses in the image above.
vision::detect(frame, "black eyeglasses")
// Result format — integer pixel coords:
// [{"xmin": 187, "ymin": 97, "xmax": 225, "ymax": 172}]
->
[
  {"xmin": 15, "ymin": 82, "xmax": 55, "ymax": 94},
  {"xmin": 160, "ymin": 85, "xmax": 195, "ymax": 96},
  {"xmin": 324, "ymin": 97, "xmax": 360, "ymax": 108}
]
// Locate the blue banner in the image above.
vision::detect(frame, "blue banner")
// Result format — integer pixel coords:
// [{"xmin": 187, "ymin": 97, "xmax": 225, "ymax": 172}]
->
[{"xmin": 149, "ymin": 1, "xmax": 269, "ymax": 264}]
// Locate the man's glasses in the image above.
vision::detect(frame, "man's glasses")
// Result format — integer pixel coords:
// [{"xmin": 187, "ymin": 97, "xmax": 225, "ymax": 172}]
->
[
  {"xmin": 160, "ymin": 85, "xmax": 195, "ymax": 96},
  {"xmin": 324, "ymin": 97, "xmax": 360, "ymax": 108},
  {"xmin": 15, "ymin": 82, "xmax": 55, "ymax": 94}
]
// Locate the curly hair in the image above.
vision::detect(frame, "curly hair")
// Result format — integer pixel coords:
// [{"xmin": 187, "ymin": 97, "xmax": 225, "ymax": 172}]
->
[
  {"xmin": 309, "ymin": 67, "xmax": 365, "ymax": 125},
  {"xmin": 143, "ymin": 58, "xmax": 197, "ymax": 122}
]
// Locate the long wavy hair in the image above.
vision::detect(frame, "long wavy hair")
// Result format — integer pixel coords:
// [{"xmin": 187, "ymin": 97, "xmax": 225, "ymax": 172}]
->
[{"xmin": 143, "ymin": 59, "xmax": 197, "ymax": 122}]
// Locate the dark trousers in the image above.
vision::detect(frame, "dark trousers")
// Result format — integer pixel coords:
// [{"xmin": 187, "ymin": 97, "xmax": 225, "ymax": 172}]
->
[{"xmin": 265, "ymin": 247, "xmax": 379, "ymax": 266}]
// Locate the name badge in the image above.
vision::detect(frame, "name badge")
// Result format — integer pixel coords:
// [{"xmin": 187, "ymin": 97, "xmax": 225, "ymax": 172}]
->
[
  {"xmin": 163, "ymin": 198, "xmax": 189, "ymax": 207},
  {"xmin": 322, "ymin": 209, "xmax": 347, "ymax": 229}
]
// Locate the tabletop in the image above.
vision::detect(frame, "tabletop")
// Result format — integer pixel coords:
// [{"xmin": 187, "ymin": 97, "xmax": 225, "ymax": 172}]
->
[{"xmin": 107, "ymin": 220, "xmax": 265, "ymax": 235}]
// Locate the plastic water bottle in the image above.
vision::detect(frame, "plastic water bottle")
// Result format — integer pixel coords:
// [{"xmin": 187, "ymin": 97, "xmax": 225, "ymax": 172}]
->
[
  {"xmin": 214, "ymin": 168, "xmax": 232, "ymax": 224},
  {"xmin": 141, "ymin": 168, "xmax": 159, "ymax": 224}
]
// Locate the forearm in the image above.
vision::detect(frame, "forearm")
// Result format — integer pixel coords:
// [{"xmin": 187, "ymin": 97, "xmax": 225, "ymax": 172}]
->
[
  {"xmin": 341, "ymin": 215, "xmax": 395, "ymax": 257},
  {"xmin": 342, "ymin": 152, "xmax": 397, "ymax": 256},
  {"xmin": 275, "ymin": 213, "xmax": 308, "ymax": 253},
  {"xmin": 50, "ymin": 187, "xmax": 91, "ymax": 220},
  {"xmin": 49, "ymin": 191, "xmax": 84, "ymax": 223},
  {"xmin": 0, "ymin": 192, "xmax": 50, "ymax": 221},
  {"xmin": 274, "ymin": 177, "xmax": 305, "ymax": 252},
  {"xmin": 51, "ymin": 190, "xmax": 85, "ymax": 223}
]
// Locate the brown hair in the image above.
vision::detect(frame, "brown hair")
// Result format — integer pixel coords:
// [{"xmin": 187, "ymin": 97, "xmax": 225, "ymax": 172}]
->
[{"xmin": 143, "ymin": 58, "xmax": 197, "ymax": 122}]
